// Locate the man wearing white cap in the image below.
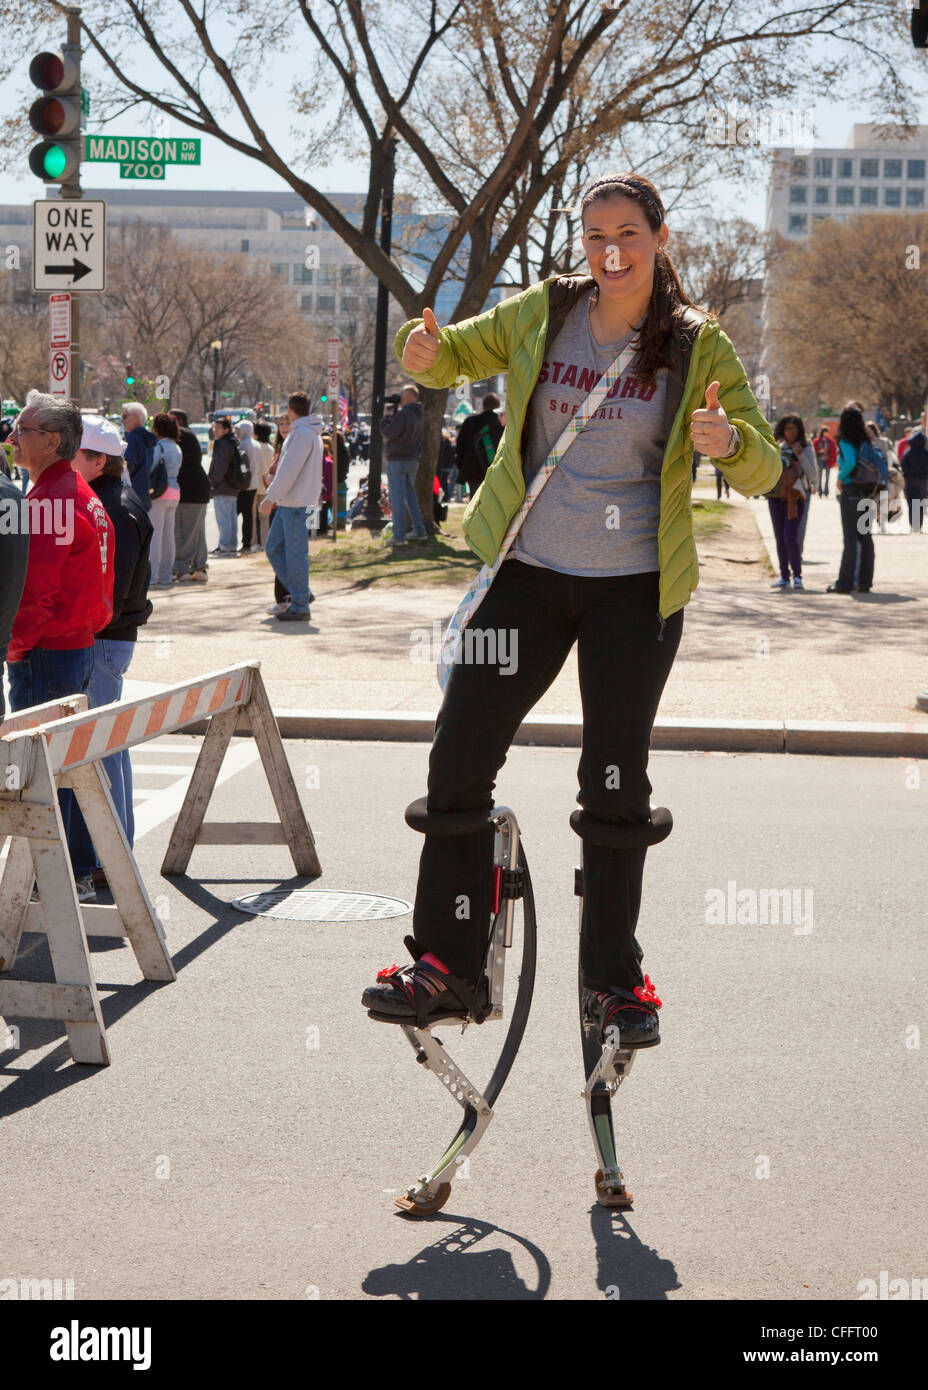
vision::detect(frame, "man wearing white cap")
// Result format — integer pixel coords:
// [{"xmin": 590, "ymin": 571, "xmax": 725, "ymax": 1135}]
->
[{"xmin": 67, "ymin": 416, "xmax": 153, "ymax": 892}]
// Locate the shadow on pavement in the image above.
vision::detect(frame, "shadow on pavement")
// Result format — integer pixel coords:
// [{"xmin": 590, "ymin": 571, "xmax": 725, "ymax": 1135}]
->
[
  {"xmin": 363, "ymin": 1214, "xmax": 551, "ymax": 1300},
  {"xmin": 0, "ymin": 876, "xmax": 312, "ymax": 1117},
  {"xmin": 592, "ymin": 1206, "xmax": 682, "ymax": 1299}
]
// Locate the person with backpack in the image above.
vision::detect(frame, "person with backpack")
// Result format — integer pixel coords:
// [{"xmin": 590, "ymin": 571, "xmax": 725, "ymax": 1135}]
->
[
  {"xmin": 900, "ymin": 418, "xmax": 928, "ymax": 533},
  {"xmin": 827, "ymin": 405, "xmax": 888, "ymax": 594},
  {"xmin": 208, "ymin": 415, "xmax": 247, "ymax": 555},
  {"xmin": 455, "ymin": 392, "xmax": 503, "ymax": 497},
  {"xmin": 148, "ymin": 412, "xmax": 183, "ymax": 587},
  {"xmin": 122, "ymin": 402, "xmax": 156, "ymax": 511},
  {"xmin": 360, "ymin": 171, "xmax": 780, "ymax": 1049},
  {"xmin": 813, "ymin": 426, "xmax": 836, "ymax": 497}
]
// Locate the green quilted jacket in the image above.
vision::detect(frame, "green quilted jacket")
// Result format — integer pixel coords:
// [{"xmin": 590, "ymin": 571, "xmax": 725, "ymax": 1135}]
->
[{"xmin": 395, "ymin": 274, "xmax": 781, "ymax": 618}]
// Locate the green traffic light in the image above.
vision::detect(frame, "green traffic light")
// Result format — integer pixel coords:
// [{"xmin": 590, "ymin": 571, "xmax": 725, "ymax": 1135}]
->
[
  {"xmin": 320, "ymin": 393, "xmax": 327, "ymax": 403},
  {"xmin": 43, "ymin": 143, "xmax": 67, "ymax": 179},
  {"xmin": 126, "ymin": 375, "xmax": 135, "ymax": 385}
]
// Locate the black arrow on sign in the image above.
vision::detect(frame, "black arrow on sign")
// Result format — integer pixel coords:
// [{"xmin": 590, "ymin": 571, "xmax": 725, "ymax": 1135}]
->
[{"xmin": 45, "ymin": 258, "xmax": 92, "ymax": 283}]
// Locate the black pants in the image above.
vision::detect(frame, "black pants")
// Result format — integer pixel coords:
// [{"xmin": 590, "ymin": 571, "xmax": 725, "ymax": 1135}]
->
[
  {"xmin": 905, "ymin": 480, "xmax": 928, "ymax": 531},
  {"xmin": 836, "ymin": 487, "xmax": 873, "ymax": 590},
  {"xmin": 237, "ymin": 488, "xmax": 257, "ymax": 548},
  {"xmin": 412, "ymin": 560, "xmax": 683, "ymax": 991}
]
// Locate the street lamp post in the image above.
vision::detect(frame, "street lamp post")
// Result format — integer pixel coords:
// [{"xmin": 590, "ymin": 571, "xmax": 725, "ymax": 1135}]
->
[{"xmin": 210, "ymin": 339, "xmax": 222, "ymax": 416}]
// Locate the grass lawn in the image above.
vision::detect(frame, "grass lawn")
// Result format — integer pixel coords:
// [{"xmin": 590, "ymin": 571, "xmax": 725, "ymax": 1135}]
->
[{"xmin": 298, "ymin": 500, "xmax": 734, "ymax": 588}]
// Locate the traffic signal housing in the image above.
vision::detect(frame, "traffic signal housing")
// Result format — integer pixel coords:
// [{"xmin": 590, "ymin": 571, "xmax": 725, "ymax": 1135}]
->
[
  {"xmin": 29, "ymin": 49, "xmax": 81, "ymax": 185},
  {"xmin": 125, "ymin": 364, "xmax": 135, "ymax": 386}
]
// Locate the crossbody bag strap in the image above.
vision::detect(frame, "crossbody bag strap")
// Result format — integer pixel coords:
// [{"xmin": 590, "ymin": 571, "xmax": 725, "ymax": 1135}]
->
[{"xmin": 437, "ymin": 337, "xmax": 639, "ymax": 688}]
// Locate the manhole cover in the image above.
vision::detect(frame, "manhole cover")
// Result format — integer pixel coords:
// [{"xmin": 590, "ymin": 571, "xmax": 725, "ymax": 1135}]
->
[{"xmin": 231, "ymin": 889, "xmax": 413, "ymax": 922}]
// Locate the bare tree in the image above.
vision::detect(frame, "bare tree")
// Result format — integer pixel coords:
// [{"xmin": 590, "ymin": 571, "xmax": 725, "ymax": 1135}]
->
[
  {"xmin": 81, "ymin": 223, "xmax": 311, "ymax": 414},
  {"xmin": 766, "ymin": 213, "xmax": 928, "ymax": 418},
  {"xmin": 2, "ymin": 0, "xmax": 916, "ymax": 521}
]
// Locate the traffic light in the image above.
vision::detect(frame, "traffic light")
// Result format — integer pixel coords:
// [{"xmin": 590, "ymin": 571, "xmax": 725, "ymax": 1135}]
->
[
  {"xmin": 320, "ymin": 391, "xmax": 328, "ymax": 403},
  {"xmin": 125, "ymin": 364, "xmax": 135, "ymax": 386},
  {"xmin": 28, "ymin": 49, "xmax": 81, "ymax": 185}
]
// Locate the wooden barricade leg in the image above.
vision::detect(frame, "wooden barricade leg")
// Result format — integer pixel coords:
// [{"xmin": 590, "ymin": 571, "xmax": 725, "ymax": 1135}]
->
[
  {"xmin": 0, "ymin": 834, "xmax": 35, "ymax": 971},
  {"xmin": 160, "ymin": 706, "xmax": 241, "ymax": 876},
  {"xmin": 243, "ymin": 672, "xmax": 321, "ymax": 877},
  {"xmin": 0, "ymin": 742, "xmax": 109, "ymax": 1065},
  {"xmin": 63, "ymin": 761, "xmax": 175, "ymax": 982}
]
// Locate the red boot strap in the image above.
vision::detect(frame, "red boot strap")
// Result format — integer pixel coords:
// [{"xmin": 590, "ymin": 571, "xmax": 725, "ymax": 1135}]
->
[{"xmin": 634, "ymin": 975, "xmax": 662, "ymax": 1008}]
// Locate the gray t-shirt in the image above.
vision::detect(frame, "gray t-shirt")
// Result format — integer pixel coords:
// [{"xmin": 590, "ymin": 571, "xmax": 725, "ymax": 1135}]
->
[{"xmin": 510, "ymin": 289, "xmax": 668, "ymax": 576}]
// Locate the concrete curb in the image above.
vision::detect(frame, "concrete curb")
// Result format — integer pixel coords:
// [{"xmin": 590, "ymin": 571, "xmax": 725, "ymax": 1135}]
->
[{"xmin": 183, "ymin": 709, "xmax": 928, "ymax": 757}]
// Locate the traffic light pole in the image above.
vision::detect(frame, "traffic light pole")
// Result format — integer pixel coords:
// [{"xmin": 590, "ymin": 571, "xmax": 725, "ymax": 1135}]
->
[
  {"xmin": 60, "ymin": 5, "xmax": 82, "ymax": 407},
  {"xmin": 354, "ymin": 134, "xmax": 395, "ymax": 532}
]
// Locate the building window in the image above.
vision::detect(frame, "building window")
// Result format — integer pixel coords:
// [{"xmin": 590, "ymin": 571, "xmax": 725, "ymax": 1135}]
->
[
  {"xmin": 341, "ymin": 296, "xmax": 360, "ymax": 315},
  {"xmin": 837, "ymin": 158, "xmax": 854, "ymax": 178},
  {"xmin": 812, "ymin": 214, "xmax": 829, "ymax": 224},
  {"xmin": 884, "ymin": 187, "xmax": 902, "ymax": 206},
  {"xmin": 317, "ymin": 294, "xmax": 335, "ymax": 311},
  {"xmin": 317, "ymin": 265, "xmax": 337, "ymax": 285},
  {"xmin": 814, "ymin": 185, "xmax": 830, "ymax": 204},
  {"xmin": 906, "ymin": 186, "xmax": 925, "ymax": 207},
  {"xmin": 788, "ymin": 213, "xmax": 808, "ymax": 234},
  {"xmin": 789, "ymin": 185, "xmax": 808, "ymax": 204},
  {"xmin": 907, "ymin": 159, "xmax": 925, "ymax": 180},
  {"xmin": 859, "ymin": 186, "xmax": 878, "ymax": 205},
  {"xmin": 340, "ymin": 266, "xmax": 359, "ymax": 286},
  {"xmin": 790, "ymin": 156, "xmax": 808, "ymax": 179},
  {"xmin": 366, "ymin": 293, "xmax": 379, "ymax": 309},
  {"xmin": 300, "ymin": 294, "xmax": 313, "ymax": 310},
  {"xmin": 859, "ymin": 158, "xmax": 879, "ymax": 178},
  {"xmin": 293, "ymin": 264, "xmax": 313, "ymax": 283},
  {"xmin": 270, "ymin": 263, "xmax": 289, "ymax": 280},
  {"xmin": 240, "ymin": 238, "xmax": 250, "ymax": 253},
  {"xmin": 813, "ymin": 156, "xmax": 832, "ymax": 178},
  {"xmin": 883, "ymin": 158, "xmax": 902, "ymax": 179},
  {"xmin": 836, "ymin": 186, "xmax": 854, "ymax": 206}
]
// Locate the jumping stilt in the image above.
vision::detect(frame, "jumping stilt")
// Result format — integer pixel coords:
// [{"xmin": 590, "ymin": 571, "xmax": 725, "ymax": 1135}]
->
[
  {"xmin": 388, "ymin": 799, "xmax": 536, "ymax": 1216},
  {"xmin": 571, "ymin": 806, "xmax": 673, "ymax": 1208}
]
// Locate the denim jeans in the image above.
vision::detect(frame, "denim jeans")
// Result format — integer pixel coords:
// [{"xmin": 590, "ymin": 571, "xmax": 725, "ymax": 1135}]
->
[
  {"xmin": 837, "ymin": 487, "xmax": 873, "ymax": 590},
  {"xmin": 7, "ymin": 644, "xmax": 95, "ymax": 865},
  {"xmin": 213, "ymin": 494, "xmax": 238, "ymax": 551},
  {"xmin": 385, "ymin": 457, "xmax": 427, "ymax": 543},
  {"xmin": 264, "ymin": 505, "xmax": 311, "ymax": 611},
  {"xmin": 411, "ymin": 562, "xmax": 683, "ymax": 990},
  {"xmin": 67, "ymin": 638, "xmax": 136, "ymax": 874}
]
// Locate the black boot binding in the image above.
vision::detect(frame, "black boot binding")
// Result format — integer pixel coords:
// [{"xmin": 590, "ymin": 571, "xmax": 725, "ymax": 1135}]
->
[{"xmin": 362, "ymin": 935, "xmax": 490, "ymax": 1027}]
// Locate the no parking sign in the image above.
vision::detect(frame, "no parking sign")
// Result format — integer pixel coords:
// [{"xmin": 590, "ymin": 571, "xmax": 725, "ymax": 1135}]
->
[{"xmin": 49, "ymin": 347, "xmax": 71, "ymax": 400}]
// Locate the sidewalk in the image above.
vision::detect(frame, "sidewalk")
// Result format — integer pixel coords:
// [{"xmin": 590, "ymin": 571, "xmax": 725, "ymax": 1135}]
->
[{"xmin": 124, "ymin": 483, "xmax": 928, "ymax": 733}]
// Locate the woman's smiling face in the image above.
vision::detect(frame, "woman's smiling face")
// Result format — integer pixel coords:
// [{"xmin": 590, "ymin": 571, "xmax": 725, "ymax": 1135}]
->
[{"xmin": 581, "ymin": 194, "xmax": 667, "ymax": 307}]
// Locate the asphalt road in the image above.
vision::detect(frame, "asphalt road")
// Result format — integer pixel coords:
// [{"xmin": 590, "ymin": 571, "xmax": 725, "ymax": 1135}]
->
[{"xmin": 1, "ymin": 737, "xmax": 925, "ymax": 1301}]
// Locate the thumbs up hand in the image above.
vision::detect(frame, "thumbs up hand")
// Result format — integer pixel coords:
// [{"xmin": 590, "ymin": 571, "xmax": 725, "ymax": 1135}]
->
[
  {"xmin": 690, "ymin": 379, "xmax": 736, "ymax": 459},
  {"xmin": 402, "ymin": 306, "xmax": 442, "ymax": 372}
]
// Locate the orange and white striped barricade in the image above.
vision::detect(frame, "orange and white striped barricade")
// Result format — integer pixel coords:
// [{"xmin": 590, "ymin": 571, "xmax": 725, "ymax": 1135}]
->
[{"xmin": 0, "ymin": 661, "xmax": 320, "ymax": 1065}]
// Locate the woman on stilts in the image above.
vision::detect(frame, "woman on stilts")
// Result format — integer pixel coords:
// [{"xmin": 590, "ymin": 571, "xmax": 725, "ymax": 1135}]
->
[{"xmin": 362, "ymin": 173, "xmax": 781, "ymax": 1049}]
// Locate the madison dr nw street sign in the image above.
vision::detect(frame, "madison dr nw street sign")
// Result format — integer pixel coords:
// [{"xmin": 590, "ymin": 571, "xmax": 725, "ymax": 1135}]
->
[{"xmin": 33, "ymin": 199, "xmax": 106, "ymax": 291}]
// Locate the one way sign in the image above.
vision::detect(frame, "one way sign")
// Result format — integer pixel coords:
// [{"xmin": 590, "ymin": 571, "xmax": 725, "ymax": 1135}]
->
[{"xmin": 33, "ymin": 199, "xmax": 106, "ymax": 292}]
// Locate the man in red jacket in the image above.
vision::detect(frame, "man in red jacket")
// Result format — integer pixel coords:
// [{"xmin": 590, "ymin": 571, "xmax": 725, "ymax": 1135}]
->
[{"xmin": 6, "ymin": 392, "xmax": 114, "ymax": 890}]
